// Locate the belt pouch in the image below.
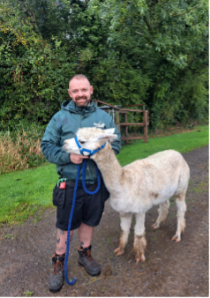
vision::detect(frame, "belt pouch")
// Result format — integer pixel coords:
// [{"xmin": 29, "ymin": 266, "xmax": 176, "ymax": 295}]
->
[{"xmin": 53, "ymin": 185, "xmax": 66, "ymax": 208}]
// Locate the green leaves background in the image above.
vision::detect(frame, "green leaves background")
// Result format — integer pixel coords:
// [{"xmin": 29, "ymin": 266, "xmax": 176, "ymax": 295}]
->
[{"xmin": 0, "ymin": 0, "xmax": 208, "ymax": 131}]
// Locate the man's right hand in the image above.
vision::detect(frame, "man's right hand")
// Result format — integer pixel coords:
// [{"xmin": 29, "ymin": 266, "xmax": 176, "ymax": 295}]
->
[{"xmin": 70, "ymin": 153, "xmax": 89, "ymax": 164}]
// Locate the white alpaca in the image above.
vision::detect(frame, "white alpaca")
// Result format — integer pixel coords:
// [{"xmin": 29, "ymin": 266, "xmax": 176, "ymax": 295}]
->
[{"xmin": 63, "ymin": 127, "xmax": 190, "ymax": 263}]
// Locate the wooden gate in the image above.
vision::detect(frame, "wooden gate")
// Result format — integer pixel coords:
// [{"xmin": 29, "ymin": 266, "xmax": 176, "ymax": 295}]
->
[{"xmin": 95, "ymin": 100, "xmax": 149, "ymax": 143}]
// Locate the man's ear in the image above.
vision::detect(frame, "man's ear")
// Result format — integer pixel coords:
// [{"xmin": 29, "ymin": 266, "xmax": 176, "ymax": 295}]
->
[
  {"xmin": 90, "ymin": 86, "xmax": 93, "ymax": 95},
  {"xmin": 67, "ymin": 89, "xmax": 72, "ymax": 98}
]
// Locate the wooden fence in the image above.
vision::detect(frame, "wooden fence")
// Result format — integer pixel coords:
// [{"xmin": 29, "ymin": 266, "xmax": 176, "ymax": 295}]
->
[{"xmin": 95, "ymin": 100, "xmax": 149, "ymax": 143}]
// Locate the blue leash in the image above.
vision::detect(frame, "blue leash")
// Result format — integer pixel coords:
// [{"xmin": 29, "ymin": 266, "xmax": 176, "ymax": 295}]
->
[
  {"xmin": 82, "ymin": 157, "xmax": 101, "ymax": 195},
  {"xmin": 64, "ymin": 158, "xmax": 102, "ymax": 285}
]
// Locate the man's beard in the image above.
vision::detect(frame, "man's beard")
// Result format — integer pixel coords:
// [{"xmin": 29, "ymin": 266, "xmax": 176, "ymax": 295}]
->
[{"xmin": 74, "ymin": 96, "xmax": 91, "ymax": 107}]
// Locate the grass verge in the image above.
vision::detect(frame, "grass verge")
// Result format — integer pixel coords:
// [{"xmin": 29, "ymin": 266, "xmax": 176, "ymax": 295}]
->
[
  {"xmin": 118, "ymin": 125, "xmax": 208, "ymax": 166},
  {"xmin": 0, "ymin": 163, "xmax": 57, "ymax": 226},
  {"xmin": 0, "ymin": 125, "xmax": 208, "ymax": 226}
]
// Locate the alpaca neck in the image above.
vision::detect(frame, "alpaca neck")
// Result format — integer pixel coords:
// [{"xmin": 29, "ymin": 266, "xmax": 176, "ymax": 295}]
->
[{"xmin": 91, "ymin": 142, "xmax": 123, "ymax": 193}]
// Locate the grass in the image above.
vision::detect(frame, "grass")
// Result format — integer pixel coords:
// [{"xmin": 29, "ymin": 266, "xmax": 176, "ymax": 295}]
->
[
  {"xmin": 0, "ymin": 125, "xmax": 208, "ymax": 226},
  {"xmin": 118, "ymin": 125, "xmax": 208, "ymax": 166},
  {"xmin": 0, "ymin": 163, "xmax": 57, "ymax": 225},
  {"xmin": 193, "ymin": 179, "xmax": 208, "ymax": 194}
]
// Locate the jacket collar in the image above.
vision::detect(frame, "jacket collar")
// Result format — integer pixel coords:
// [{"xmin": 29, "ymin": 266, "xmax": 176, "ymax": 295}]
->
[{"xmin": 61, "ymin": 100, "xmax": 96, "ymax": 114}]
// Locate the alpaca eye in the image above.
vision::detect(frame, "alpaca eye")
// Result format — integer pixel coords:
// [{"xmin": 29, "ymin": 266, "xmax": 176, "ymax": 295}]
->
[{"xmin": 79, "ymin": 140, "xmax": 85, "ymax": 144}]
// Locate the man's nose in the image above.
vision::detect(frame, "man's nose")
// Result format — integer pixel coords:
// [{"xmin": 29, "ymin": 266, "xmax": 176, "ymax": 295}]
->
[{"xmin": 78, "ymin": 90, "xmax": 84, "ymax": 96}]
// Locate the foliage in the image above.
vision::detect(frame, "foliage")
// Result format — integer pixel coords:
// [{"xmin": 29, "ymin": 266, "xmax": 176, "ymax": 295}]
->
[
  {"xmin": 89, "ymin": 0, "xmax": 209, "ymax": 127},
  {"xmin": 0, "ymin": 124, "xmax": 46, "ymax": 174},
  {"xmin": 0, "ymin": 1, "xmax": 76, "ymax": 130},
  {"xmin": 0, "ymin": 0, "xmax": 208, "ymax": 131}
]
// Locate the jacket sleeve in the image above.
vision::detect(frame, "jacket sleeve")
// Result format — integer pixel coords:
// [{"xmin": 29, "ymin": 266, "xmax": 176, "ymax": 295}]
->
[
  {"xmin": 41, "ymin": 114, "xmax": 71, "ymax": 165},
  {"xmin": 106, "ymin": 116, "xmax": 122, "ymax": 155}
]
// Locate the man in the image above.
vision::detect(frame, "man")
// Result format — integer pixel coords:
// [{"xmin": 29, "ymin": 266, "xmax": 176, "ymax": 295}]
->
[{"xmin": 41, "ymin": 74, "xmax": 121, "ymax": 292}]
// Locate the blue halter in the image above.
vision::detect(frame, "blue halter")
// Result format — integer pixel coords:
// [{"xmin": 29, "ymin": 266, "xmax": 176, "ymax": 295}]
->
[
  {"xmin": 64, "ymin": 137, "xmax": 106, "ymax": 285},
  {"xmin": 74, "ymin": 136, "xmax": 106, "ymax": 156}
]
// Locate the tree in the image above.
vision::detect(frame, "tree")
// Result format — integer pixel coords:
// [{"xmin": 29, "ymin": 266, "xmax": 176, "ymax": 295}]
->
[
  {"xmin": 0, "ymin": 0, "xmax": 208, "ymax": 131},
  {"xmin": 89, "ymin": 0, "xmax": 209, "ymax": 127},
  {"xmin": 0, "ymin": 0, "xmax": 112, "ymax": 130},
  {"xmin": 0, "ymin": 1, "xmax": 77, "ymax": 130}
]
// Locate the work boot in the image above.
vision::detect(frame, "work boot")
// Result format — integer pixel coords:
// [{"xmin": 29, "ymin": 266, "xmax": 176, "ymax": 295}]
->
[
  {"xmin": 78, "ymin": 245, "xmax": 101, "ymax": 276},
  {"xmin": 48, "ymin": 253, "xmax": 65, "ymax": 292}
]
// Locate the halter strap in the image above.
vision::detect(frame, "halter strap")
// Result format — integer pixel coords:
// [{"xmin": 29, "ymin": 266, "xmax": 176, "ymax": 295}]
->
[{"xmin": 74, "ymin": 136, "xmax": 106, "ymax": 156}]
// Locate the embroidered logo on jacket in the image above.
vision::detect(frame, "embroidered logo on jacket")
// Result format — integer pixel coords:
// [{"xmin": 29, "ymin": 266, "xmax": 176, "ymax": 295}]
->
[{"xmin": 94, "ymin": 122, "xmax": 105, "ymax": 128}]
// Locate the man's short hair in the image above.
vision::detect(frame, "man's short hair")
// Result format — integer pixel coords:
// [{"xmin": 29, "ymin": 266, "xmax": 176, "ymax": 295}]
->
[{"xmin": 69, "ymin": 74, "xmax": 90, "ymax": 87}]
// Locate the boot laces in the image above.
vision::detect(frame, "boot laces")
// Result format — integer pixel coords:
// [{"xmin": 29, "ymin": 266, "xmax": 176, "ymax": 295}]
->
[
  {"xmin": 52, "ymin": 255, "xmax": 64, "ymax": 275},
  {"xmin": 53, "ymin": 260, "xmax": 63, "ymax": 275},
  {"xmin": 86, "ymin": 250, "xmax": 92, "ymax": 261}
]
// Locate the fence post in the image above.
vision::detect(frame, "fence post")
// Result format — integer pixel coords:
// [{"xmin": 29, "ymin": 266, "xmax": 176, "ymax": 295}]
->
[
  {"xmin": 116, "ymin": 111, "xmax": 121, "ymax": 134},
  {"xmin": 124, "ymin": 112, "xmax": 129, "ymax": 144},
  {"xmin": 144, "ymin": 110, "xmax": 148, "ymax": 143}
]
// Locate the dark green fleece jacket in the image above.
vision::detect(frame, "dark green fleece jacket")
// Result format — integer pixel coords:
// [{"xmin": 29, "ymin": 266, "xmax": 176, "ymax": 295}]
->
[{"xmin": 41, "ymin": 100, "xmax": 121, "ymax": 182}]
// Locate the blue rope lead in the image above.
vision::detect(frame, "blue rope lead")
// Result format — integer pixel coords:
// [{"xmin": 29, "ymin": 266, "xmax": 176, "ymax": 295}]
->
[
  {"xmin": 82, "ymin": 159, "xmax": 101, "ymax": 195},
  {"xmin": 64, "ymin": 160, "xmax": 101, "ymax": 285},
  {"xmin": 64, "ymin": 163, "xmax": 81, "ymax": 286}
]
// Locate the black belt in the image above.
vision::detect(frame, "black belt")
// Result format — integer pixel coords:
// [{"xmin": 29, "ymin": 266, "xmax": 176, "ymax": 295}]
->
[{"xmin": 61, "ymin": 179, "xmax": 97, "ymax": 187}]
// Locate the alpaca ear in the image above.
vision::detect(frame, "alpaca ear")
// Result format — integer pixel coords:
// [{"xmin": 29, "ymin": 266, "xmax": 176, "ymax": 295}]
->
[
  {"xmin": 96, "ymin": 133, "xmax": 118, "ymax": 142},
  {"xmin": 104, "ymin": 128, "xmax": 115, "ymax": 135}
]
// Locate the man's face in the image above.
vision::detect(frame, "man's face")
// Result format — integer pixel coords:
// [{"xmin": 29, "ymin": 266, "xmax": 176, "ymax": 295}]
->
[{"xmin": 68, "ymin": 78, "xmax": 93, "ymax": 107}]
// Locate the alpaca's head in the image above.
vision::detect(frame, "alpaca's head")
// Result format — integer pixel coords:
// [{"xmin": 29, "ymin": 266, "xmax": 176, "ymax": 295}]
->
[{"xmin": 63, "ymin": 127, "xmax": 118, "ymax": 156}]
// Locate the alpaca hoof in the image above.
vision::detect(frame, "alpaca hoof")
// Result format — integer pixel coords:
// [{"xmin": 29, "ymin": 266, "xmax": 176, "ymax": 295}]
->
[
  {"xmin": 172, "ymin": 235, "xmax": 181, "ymax": 242},
  {"xmin": 114, "ymin": 247, "xmax": 124, "ymax": 256},
  {"xmin": 151, "ymin": 223, "xmax": 159, "ymax": 229},
  {"xmin": 135, "ymin": 255, "xmax": 146, "ymax": 263}
]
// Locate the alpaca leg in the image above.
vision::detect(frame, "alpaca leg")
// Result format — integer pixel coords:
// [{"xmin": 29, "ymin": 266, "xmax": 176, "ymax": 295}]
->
[
  {"xmin": 133, "ymin": 213, "xmax": 147, "ymax": 263},
  {"xmin": 172, "ymin": 191, "xmax": 187, "ymax": 242},
  {"xmin": 114, "ymin": 213, "xmax": 132, "ymax": 256},
  {"xmin": 152, "ymin": 200, "xmax": 170, "ymax": 229}
]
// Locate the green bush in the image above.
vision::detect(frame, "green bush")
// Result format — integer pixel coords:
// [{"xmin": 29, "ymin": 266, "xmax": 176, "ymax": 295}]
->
[{"xmin": 0, "ymin": 0, "xmax": 208, "ymax": 132}]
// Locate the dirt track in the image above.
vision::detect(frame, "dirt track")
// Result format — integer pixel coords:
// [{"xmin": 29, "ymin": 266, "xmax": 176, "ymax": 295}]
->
[{"xmin": 0, "ymin": 146, "xmax": 208, "ymax": 297}]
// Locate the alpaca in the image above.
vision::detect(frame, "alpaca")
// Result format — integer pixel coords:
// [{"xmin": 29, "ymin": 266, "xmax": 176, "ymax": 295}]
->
[{"xmin": 63, "ymin": 127, "xmax": 190, "ymax": 263}]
